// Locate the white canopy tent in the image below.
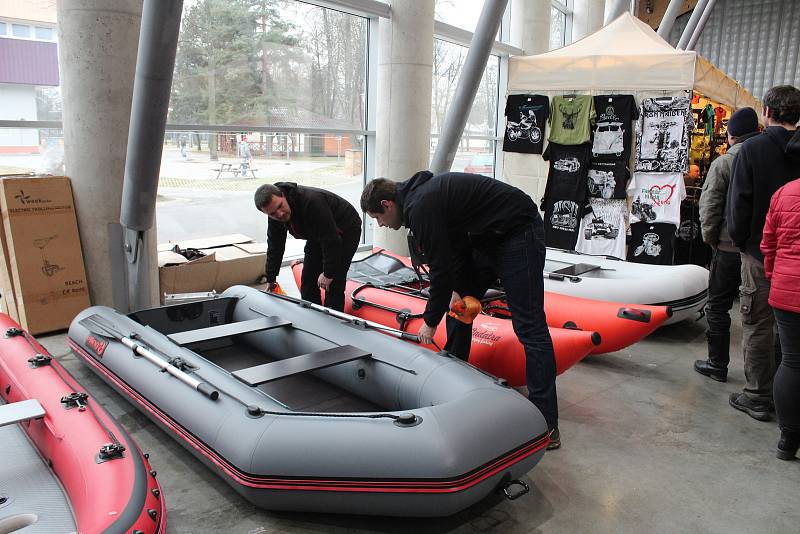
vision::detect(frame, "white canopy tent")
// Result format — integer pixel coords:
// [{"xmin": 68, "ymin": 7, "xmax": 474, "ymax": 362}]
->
[
  {"xmin": 503, "ymin": 12, "xmax": 760, "ymax": 204},
  {"xmin": 508, "ymin": 12, "xmax": 760, "ymax": 112}
]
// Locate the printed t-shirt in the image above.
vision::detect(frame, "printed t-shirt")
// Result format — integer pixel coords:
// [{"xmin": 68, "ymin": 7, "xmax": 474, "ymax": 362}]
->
[
  {"xmin": 591, "ymin": 94, "xmax": 639, "ymax": 160},
  {"xmin": 543, "ymin": 142, "xmax": 591, "ymax": 202},
  {"xmin": 575, "ymin": 198, "xmax": 627, "ymax": 259},
  {"xmin": 635, "ymin": 94, "xmax": 693, "ymax": 173},
  {"xmin": 543, "ymin": 197, "xmax": 583, "ymax": 250},
  {"xmin": 587, "ymin": 159, "xmax": 629, "ymax": 199},
  {"xmin": 549, "ymin": 95, "xmax": 595, "ymax": 145},
  {"xmin": 627, "ymin": 222, "xmax": 676, "ymax": 265},
  {"xmin": 627, "ymin": 172, "xmax": 686, "ymax": 225},
  {"xmin": 503, "ymin": 94, "xmax": 549, "ymax": 154}
]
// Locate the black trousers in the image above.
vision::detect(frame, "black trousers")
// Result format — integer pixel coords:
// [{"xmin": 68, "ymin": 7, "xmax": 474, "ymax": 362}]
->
[
  {"xmin": 704, "ymin": 248, "xmax": 741, "ymax": 341},
  {"xmin": 774, "ymin": 308, "xmax": 800, "ymax": 437},
  {"xmin": 300, "ymin": 232, "xmax": 360, "ymax": 312},
  {"xmin": 444, "ymin": 217, "xmax": 557, "ymax": 430}
]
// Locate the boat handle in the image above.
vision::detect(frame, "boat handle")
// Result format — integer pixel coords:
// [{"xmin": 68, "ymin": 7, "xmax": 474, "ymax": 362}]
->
[{"xmin": 502, "ymin": 479, "xmax": 529, "ymax": 500}]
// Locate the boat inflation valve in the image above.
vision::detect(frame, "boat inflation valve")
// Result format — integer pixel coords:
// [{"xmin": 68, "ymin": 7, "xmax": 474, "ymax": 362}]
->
[
  {"xmin": 4, "ymin": 327, "xmax": 23, "ymax": 337},
  {"xmin": 394, "ymin": 412, "xmax": 422, "ymax": 427},
  {"xmin": 501, "ymin": 479, "xmax": 530, "ymax": 500},
  {"xmin": 60, "ymin": 391, "xmax": 89, "ymax": 411}
]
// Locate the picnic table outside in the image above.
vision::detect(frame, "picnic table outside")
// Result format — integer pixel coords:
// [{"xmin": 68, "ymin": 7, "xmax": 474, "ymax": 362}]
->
[{"xmin": 212, "ymin": 162, "xmax": 258, "ymax": 179}]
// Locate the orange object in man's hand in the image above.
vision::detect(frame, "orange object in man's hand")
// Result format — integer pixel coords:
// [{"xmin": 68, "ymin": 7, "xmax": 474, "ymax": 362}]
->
[{"xmin": 448, "ymin": 296, "xmax": 482, "ymax": 324}]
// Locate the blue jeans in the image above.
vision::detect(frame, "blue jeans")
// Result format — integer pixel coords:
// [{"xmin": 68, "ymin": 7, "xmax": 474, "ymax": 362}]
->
[{"xmin": 443, "ymin": 217, "xmax": 557, "ymax": 428}]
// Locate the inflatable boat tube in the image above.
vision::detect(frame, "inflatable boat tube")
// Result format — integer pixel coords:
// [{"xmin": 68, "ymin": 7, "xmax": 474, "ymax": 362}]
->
[
  {"xmin": 544, "ymin": 248, "xmax": 708, "ymax": 325},
  {"xmin": 290, "ymin": 259, "xmax": 600, "ymax": 385},
  {"xmin": 0, "ymin": 314, "xmax": 165, "ymax": 534},
  {"xmin": 342, "ymin": 250, "xmax": 672, "ymax": 354},
  {"xmin": 67, "ymin": 286, "xmax": 549, "ymax": 517}
]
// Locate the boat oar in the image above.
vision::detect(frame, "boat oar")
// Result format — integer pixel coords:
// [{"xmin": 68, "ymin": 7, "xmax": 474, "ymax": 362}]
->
[
  {"xmin": 79, "ymin": 314, "xmax": 219, "ymax": 401},
  {"xmin": 263, "ymin": 290, "xmax": 422, "ymax": 343}
]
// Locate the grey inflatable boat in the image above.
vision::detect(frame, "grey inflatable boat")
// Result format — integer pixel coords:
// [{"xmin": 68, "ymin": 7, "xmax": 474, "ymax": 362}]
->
[{"xmin": 67, "ymin": 286, "xmax": 549, "ymax": 517}]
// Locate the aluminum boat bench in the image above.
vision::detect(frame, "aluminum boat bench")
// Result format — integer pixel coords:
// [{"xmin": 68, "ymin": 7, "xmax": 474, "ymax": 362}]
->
[
  {"xmin": 233, "ymin": 345, "xmax": 371, "ymax": 386},
  {"xmin": 547, "ymin": 263, "xmax": 601, "ymax": 280},
  {"xmin": 168, "ymin": 316, "xmax": 291, "ymax": 346},
  {"xmin": 0, "ymin": 399, "xmax": 45, "ymax": 427}
]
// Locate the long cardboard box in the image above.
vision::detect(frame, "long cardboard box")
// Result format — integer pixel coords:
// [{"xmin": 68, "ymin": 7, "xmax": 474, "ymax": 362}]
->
[{"xmin": 0, "ymin": 175, "xmax": 90, "ymax": 334}]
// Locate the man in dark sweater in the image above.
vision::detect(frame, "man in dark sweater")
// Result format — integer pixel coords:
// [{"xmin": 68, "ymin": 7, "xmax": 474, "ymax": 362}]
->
[
  {"xmin": 726, "ymin": 85, "xmax": 800, "ymax": 421},
  {"xmin": 361, "ymin": 171, "xmax": 560, "ymax": 449},
  {"xmin": 255, "ymin": 183, "xmax": 362, "ymax": 312}
]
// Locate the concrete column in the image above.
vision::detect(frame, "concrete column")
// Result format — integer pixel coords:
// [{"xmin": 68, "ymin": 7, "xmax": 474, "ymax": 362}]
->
[
  {"xmin": 373, "ymin": 0, "xmax": 434, "ymax": 254},
  {"xmin": 510, "ymin": 0, "xmax": 551, "ymax": 55},
  {"xmin": 572, "ymin": 0, "xmax": 606, "ymax": 41},
  {"xmin": 58, "ymin": 0, "xmax": 157, "ymax": 307},
  {"xmin": 604, "ymin": 0, "xmax": 630, "ymax": 24}
]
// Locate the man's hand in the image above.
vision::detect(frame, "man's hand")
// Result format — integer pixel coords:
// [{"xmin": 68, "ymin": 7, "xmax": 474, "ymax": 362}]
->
[
  {"xmin": 449, "ymin": 291, "xmax": 462, "ymax": 309},
  {"xmin": 265, "ymin": 281, "xmax": 278, "ymax": 292},
  {"xmin": 318, "ymin": 273, "xmax": 333, "ymax": 291},
  {"xmin": 418, "ymin": 323, "xmax": 437, "ymax": 345}
]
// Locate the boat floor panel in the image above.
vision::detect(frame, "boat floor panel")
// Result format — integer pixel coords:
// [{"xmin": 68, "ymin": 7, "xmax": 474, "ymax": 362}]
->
[
  {"xmin": 200, "ymin": 343, "xmax": 382, "ymax": 413},
  {"xmin": 0, "ymin": 402, "xmax": 76, "ymax": 533}
]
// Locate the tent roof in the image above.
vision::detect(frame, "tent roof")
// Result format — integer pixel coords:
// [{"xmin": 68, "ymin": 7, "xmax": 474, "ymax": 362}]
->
[
  {"xmin": 508, "ymin": 13, "xmax": 696, "ymax": 92},
  {"xmin": 508, "ymin": 12, "xmax": 760, "ymax": 112}
]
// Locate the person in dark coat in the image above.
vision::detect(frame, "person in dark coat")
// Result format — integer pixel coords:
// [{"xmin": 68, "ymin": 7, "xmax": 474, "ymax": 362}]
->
[
  {"xmin": 255, "ymin": 182, "xmax": 362, "ymax": 312},
  {"xmin": 726, "ymin": 85, "xmax": 800, "ymax": 421},
  {"xmin": 761, "ymin": 176, "xmax": 800, "ymax": 460},
  {"xmin": 694, "ymin": 107, "xmax": 760, "ymax": 382},
  {"xmin": 361, "ymin": 172, "xmax": 560, "ymax": 449}
]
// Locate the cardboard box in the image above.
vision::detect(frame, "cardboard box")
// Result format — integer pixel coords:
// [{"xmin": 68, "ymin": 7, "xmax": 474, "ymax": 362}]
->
[
  {"xmin": 0, "ymin": 175, "xmax": 90, "ymax": 334},
  {"xmin": 158, "ymin": 234, "xmax": 266, "ymax": 299}
]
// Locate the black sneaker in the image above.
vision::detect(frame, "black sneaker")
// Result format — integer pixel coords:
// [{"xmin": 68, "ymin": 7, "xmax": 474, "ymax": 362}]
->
[
  {"xmin": 693, "ymin": 359, "xmax": 727, "ymax": 382},
  {"xmin": 777, "ymin": 432, "xmax": 799, "ymax": 461},
  {"xmin": 729, "ymin": 393, "xmax": 772, "ymax": 422},
  {"xmin": 547, "ymin": 427, "xmax": 561, "ymax": 450}
]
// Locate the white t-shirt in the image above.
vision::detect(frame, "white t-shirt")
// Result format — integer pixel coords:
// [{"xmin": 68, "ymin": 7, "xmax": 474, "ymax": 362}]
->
[
  {"xmin": 627, "ymin": 172, "xmax": 686, "ymax": 225},
  {"xmin": 575, "ymin": 198, "xmax": 627, "ymax": 259}
]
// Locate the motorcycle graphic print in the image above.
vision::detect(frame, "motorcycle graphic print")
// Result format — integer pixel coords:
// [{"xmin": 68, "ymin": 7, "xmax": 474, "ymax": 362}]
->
[
  {"xmin": 550, "ymin": 200, "xmax": 580, "ymax": 231},
  {"xmin": 587, "ymin": 169, "xmax": 616, "ymax": 199},
  {"xmin": 634, "ymin": 232, "xmax": 662, "ymax": 257},
  {"xmin": 506, "ymin": 110, "xmax": 542, "ymax": 144}
]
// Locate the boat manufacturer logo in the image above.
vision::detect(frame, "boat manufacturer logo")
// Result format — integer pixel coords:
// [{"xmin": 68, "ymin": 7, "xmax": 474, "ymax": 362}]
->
[{"xmin": 86, "ymin": 335, "xmax": 108, "ymax": 357}]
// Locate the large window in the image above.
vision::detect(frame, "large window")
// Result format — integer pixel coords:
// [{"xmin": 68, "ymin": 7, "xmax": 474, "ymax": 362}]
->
[
  {"xmin": 163, "ymin": 0, "xmax": 370, "ymax": 249},
  {"xmin": 430, "ymin": 39, "xmax": 500, "ymax": 177},
  {"xmin": 550, "ymin": 0, "xmax": 572, "ymax": 50}
]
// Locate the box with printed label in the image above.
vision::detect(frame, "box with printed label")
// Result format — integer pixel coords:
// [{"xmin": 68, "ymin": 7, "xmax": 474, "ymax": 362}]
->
[{"xmin": 0, "ymin": 175, "xmax": 90, "ymax": 334}]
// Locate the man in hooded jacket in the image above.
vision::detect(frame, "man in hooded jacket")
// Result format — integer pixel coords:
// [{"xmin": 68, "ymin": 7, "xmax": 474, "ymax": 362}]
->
[
  {"xmin": 360, "ymin": 171, "xmax": 560, "ymax": 449},
  {"xmin": 695, "ymin": 107, "xmax": 760, "ymax": 382},
  {"xmin": 726, "ymin": 85, "xmax": 800, "ymax": 421}
]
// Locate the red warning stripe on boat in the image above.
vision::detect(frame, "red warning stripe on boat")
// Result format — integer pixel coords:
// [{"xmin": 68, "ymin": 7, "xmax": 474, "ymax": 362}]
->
[{"xmin": 70, "ymin": 338, "xmax": 549, "ymax": 494}]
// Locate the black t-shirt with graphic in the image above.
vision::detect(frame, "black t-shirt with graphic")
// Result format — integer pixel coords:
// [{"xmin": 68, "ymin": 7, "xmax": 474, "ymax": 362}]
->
[
  {"xmin": 673, "ymin": 198, "xmax": 711, "ymax": 267},
  {"xmin": 627, "ymin": 222, "xmax": 676, "ymax": 265},
  {"xmin": 587, "ymin": 159, "xmax": 629, "ymax": 199},
  {"xmin": 543, "ymin": 197, "xmax": 583, "ymax": 250},
  {"xmin": 543, "ymin": 142, "xmax": 591, "ymax": 202},
  {"xmin": 591, "ymin": 95, "xmax": 639, "ymax": 160},
  {"xmin": 503, "ymin": 94, "xmax": 549, "ymax": 154}
]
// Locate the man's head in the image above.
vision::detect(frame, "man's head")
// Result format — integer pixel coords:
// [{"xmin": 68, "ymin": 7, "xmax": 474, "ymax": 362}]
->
[
  {"xmin": 727, "ymin": 107, "xmax": 760, "ymax": 145},
  {"xmin": 254, "ymin": 184, "xmax": 291, "ymax": 222},
  {"xmin": 762, "ymin": 85, "xmax": 800, "ymax": 128},
  {"xmin": 360, "ymin": 178, "xmax": 403, "ymax": 230}
]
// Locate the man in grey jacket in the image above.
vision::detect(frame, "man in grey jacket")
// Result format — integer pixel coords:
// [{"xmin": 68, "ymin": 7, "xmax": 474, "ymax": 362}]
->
[{"xmin": 694, "ymin": 107, "xmax": 760, "ymax": 382}]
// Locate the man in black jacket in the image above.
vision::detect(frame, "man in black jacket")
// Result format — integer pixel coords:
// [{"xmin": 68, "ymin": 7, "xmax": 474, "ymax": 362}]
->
[
  {"xmin": 255, "ymin": 183, "xmax": 362, "ymax": 312},
  {"xmin": 361, "ymin": 171, "xmax": 560, "ymax": 449},
  {"xmin": 726, "ymin": 85, "xmax": 800, "ymax": 421}
]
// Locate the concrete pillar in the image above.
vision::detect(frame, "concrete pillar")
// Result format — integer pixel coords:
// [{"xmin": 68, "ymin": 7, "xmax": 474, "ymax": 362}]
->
[
  {"xmin": 604, "ymin": 0, "xmax": 630, "ymax": 24},
  {"xmin": 510, "ymin": 0, "xmax": 551, "ymax": 55},
  {"xmin": 572, "ymin": 0, "xmax": 606, "ymax": 41},
  {"xmin": 58, "ymin": 0, "xmax": 158, "ymax": 307},
  {"xmin": 373, "ymin": 0, "xmax": 434, "ymax": 254}
]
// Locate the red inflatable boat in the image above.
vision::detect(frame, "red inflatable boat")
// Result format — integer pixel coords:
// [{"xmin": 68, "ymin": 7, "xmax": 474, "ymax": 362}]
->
[
  {"xmin": 349, "ymin": 250, "xmax": 671, "ymax": 353},
  {"xmin": 290, "ymin": 260, "xmax": 601, "ymax": 386},
  {"xmin": 0, "ymin": 314, "xmax": 165, "ymax": 534}
]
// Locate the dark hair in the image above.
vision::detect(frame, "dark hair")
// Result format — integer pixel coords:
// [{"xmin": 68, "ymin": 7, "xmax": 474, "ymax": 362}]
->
[
  {"xmin": 763, "ymin": 85, "xmax": 800, "ymax": 125},
  {"xmin": 254, "ymin": 184, "xmax": 283, "ymax": 210},
  {"xmin": 360, "ymin": 178, "xmax": 397, "ymax": 213}
]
